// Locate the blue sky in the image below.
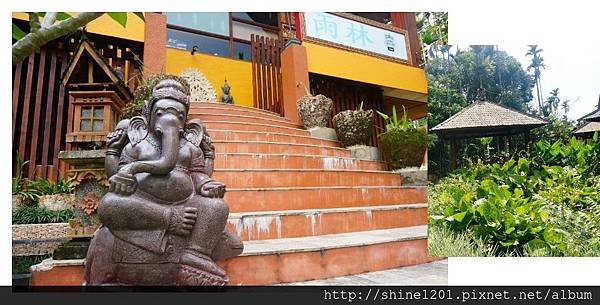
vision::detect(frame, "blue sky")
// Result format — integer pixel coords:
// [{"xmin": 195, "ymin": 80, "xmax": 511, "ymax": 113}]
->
[{"xmin": 500, "ymin": 44, "xmax": 599, "ymax": 121}]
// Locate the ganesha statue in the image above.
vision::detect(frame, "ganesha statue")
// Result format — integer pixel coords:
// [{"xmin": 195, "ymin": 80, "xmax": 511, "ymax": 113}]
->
[{"xmin": 84, "ymin": 79, "xmax": 243, "ymax": 285}]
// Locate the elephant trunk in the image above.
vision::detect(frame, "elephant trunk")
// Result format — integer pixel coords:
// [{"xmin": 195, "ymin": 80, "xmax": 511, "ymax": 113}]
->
[{"xmin": 129, "ymin": 115, "xmax": 182, "ymax": 176}]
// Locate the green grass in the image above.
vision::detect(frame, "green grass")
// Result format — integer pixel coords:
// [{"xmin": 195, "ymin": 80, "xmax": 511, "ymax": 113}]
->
[{"xmin": 428, "ymin": 225, "xmax": 497, "ymax": 257}]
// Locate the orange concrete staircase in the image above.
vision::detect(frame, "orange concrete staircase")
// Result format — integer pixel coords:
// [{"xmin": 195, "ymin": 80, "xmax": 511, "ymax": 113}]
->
[
  {"xmin": 29, "ymin": 103, "xmax": 433, "ymax": 286},
  {"xmin": 190, "ymin": 103, "xmax": 433, "ymax": 285}
]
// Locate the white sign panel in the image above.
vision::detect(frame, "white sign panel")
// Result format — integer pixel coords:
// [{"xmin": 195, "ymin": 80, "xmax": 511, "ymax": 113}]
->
[{"xmin": 304, "ymin": 12, "xmax": 409, "ymax": 61}]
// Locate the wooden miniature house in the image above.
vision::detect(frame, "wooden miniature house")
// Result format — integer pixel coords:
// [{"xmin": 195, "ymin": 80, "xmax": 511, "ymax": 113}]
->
[{"xmin": 62, "ymin": 40, "xmax": 133, "ymax": 149}]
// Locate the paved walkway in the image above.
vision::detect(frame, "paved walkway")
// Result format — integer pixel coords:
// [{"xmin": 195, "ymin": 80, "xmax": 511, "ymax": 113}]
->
[{"xmin": 282, "ymin": 259, "xmax": 448, "ymax": 285}]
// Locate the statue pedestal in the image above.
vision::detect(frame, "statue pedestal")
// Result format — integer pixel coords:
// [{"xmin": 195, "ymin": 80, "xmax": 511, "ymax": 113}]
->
[
  {"xmin": 308, "ymin": 127, "xmax": 338, "ymax": 141},
  {"xmin": 393, "ymin": 167, "xmax": 428, "ymax": 186},
  {"xmin": 347, "ymin": 145, "xmax": 380, "ymax": 161}
]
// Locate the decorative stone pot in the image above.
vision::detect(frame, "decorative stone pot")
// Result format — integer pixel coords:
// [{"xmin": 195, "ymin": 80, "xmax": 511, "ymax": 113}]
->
[
  {"xmin": 378, "ymin": 126, "xmax": 428, "ymax": 170},
  {"xmin": 296, "ymin": 84, "xmax": 333, "ymax": 129},
  {"xmin": 332, "ymin": 109, "xmax": 374, "ymax": 147},
  {"xmin": 38, "ymin": 194, "xmax": 75, "ymax": 211},
  {"xmin": 12, "ymin": 195, "xmax": 26, "ymax": 210}
]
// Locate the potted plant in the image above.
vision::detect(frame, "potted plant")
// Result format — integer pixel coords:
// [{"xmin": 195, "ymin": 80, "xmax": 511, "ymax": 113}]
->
[
  {"xmin": 332, "ymin": 102, "xmax": 374, "ymax": 147},
  {"xmin": 377, "ymin": 106, "xmax": 428, "ymax": 170},
  {"xmin": 31, "ymin": 176, "xmax": 75, "ymax": 211},
  {"xmin": 296, "ymin": 82, "xmax": 333, "ymax": 129}
]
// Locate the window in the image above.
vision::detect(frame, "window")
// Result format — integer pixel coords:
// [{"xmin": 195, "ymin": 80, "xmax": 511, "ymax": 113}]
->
[
  {"xmin": 164, "ymin": 12, "xmax": 229, "ymax": 36},
  {"xmin": 231, "ymin": 12, "xmax": 279, "ymax": 27},
  {"xmin": 165, "ymin": 12, "xmax": 280, "ymax": 61},
  {"xmin": 233, "ymin": 41, "xmax": 251, "ymax": 61},
  {"xmin": 167, "ymin": 28, "xmax": 230, "ymax": 57},
  {"xmin": 80, "ymin": 106, "xmax": 104, "ymax": 132}
]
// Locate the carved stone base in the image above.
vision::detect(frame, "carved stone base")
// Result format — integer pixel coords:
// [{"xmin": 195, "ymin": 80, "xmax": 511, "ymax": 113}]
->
[
  {"xmin": 177, "ymin": 264, "xmax": 229, "ymax": 286},
  {"xmin": 347, "ymin": 145, "xmax": 380, "ymax": 161},
  {"xmin": 308, "ymin": 127, "xmax": 338, "ymax": 141}
]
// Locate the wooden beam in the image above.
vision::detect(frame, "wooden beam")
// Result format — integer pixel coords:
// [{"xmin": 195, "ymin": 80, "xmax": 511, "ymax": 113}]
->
[{"xmin": 28, "ymin": 48, "xmax": 47, "ymax": 178}]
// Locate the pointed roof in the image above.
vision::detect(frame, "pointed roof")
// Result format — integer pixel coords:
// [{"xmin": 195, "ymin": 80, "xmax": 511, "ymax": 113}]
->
[
  {"xmin": 579, "ymin": 94, "xmax": 600, "ymax": 122},
  {"xmin": 573, "ymin": 121, "xmax": 600, "ymax": 135},
  {"xmin": 431, "ymin": 99, "xmax": 548, "ymax": 138},
  {"xmin": 61, "ymin": 39, "xmax": 133, "ymax": 101}
]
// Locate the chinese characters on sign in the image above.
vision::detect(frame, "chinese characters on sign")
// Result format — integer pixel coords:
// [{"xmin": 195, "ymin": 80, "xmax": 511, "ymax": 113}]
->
[{"xmin": 304, "ymin": 12, "xmax": 408, "ymax": 61}]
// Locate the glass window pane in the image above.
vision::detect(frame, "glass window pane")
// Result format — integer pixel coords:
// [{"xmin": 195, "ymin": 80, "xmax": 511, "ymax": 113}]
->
[
  {"xmin": 164, "ymin": 12, "xmax": 229, "ymax": 36},
  {"xmin": 81, "ymin": 107, "xmax": 92, "ymax": 118},
  {"xmin": 93, "ymin": 120, "xmax": 104, "ymax": 131},
  {"xmin": 231, "ymin": 12, "xmax": 279, "ymax": 27},
  {"xmin": 232, "ymin": 21, "xmax": 278, "ymax": 41},
  {"xmin": 233, "ymin": 41, "xmax": 251, "ymax": 61},
  {"xmin": 80, "ymin": 119, "xmax": 92, "ymax": 131},
  {"xmin": 94, "ymin": 107, "xmax": 104, "ymax": 118},
  {"xmin": 167, "ymin": 28, "xmax": 230, "ymax": 58}
]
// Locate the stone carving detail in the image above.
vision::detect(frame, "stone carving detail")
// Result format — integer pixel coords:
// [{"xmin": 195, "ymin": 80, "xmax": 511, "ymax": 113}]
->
[
  {"xmin": 84, "ymin": 78, "xmax": 243, "ymax": 285},
  {"xmin": 179, "ymin": 68, "xmax": 217, "ymax": 103},
  {"xmin": 79, "ymin": 192, "xmax": 99, "ymax": 215}
]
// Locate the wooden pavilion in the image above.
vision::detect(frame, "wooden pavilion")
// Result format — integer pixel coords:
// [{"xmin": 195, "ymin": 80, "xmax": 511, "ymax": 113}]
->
[
  {"xmin": 431, "ymin": 88, "xmax": 548, "ymax": 169},
  {"xmin": 574, "ymin": 95, "xmax": 600, "ymax": 140}
]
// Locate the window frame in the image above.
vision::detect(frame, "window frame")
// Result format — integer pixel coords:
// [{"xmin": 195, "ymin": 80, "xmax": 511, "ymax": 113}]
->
[{"xmin": 165, "ymin": 12, "xmax": 281, "ymax": 60}]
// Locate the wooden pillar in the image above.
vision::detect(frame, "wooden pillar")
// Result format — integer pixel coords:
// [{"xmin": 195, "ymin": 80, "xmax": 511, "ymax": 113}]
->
[
  {"xmin": 524, "ymin": 130, "xmax": 531, "ymax": 153},
  {"xmin": 280, "ymin": 40, "xmax": 308, "ymax": 125},
  {"xmin": 449, "ymin": 137, "xmax": 457, "ymax": 170},
  {"xmin": 142, "ymin": 13, "xmax": 167, "ymax": 74},
  {"xmin": 508, "ymin": 135, "xmax": 513, "ymax": 154}
]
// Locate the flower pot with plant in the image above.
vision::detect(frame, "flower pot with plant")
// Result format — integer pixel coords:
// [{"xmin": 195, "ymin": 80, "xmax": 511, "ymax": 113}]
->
[
  {"xmin": 377, "ymin": 105, "xmax": 428, "ymax": 170},
  {"xmin": 332, "ymin": 102, "xmax": 374, "ymax": 147},
  {"xmin": 296, "ymin": 82, "xmax": 333, "ymax": 129},
  {"xmin": 31, "ymin": 176, "xmax": 75, "ymax": 211}
]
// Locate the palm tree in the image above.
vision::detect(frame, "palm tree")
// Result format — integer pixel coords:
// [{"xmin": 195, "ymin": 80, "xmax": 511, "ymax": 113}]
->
[{"xmin": 526, "ymin": 45, "xmax": 546, "ymax": 114}]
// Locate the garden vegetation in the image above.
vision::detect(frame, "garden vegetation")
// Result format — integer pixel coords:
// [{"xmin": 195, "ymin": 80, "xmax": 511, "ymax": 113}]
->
[{"xmin": 429, "ymin": 133, "xmax": 600, "ymax": 256}]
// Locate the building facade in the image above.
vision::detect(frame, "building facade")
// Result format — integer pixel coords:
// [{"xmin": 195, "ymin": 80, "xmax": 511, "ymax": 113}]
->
[{"xmin": 12, "ymin": 12, "xmax": 428, "ymax": 179}]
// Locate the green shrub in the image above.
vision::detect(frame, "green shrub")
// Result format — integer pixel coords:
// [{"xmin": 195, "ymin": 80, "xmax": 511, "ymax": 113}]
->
[
  {"xmin": 28, "ymin": 176, "xmax": 73, "ymax": 195},
  {"xmin": 12, "ymin": 157, "xmax": 40, "ymax": 203},
  {"xmin": 122, "ymin": 73, "xmax": 190, "ymax": 118},
  {"xmin": 430, "ymin": 135, "xmax": 600, "ymax": 256},
  {"xmin": 12, "ymin": 255, "xmax": 50, "ymax": 274},
  {"xmin": 379, "ymin": 127, "xmax": 428, "ymax": 169},
  {"xmin": 12, "ymin": 206, "xmax": 74, "ymax": 224},
  {"xmin": 377, "ymin": 105, "xmax": 427, "ymax": 169},
  {"xmin": 428, "ymin": 225, "xmax": 496, "ymax": 257}
]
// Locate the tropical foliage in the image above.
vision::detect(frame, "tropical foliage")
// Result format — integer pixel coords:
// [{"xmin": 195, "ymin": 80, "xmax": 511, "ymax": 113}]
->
[
  {"xmin": 429, "ymin": 135, "xmax": 600, "ymax": 256},
  {"xmin": 122, "ymin": 73, "xmax": 190, "ymax": 118},
  {"xmin": 12, "ymin": 205, "xmax": 75, "ymax": 225}
]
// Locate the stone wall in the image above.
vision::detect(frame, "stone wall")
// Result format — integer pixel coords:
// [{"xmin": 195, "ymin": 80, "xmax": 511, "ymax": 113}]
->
[{"xmin": 12, "ymin": 223, "xmax": 69, "ymax": 256}]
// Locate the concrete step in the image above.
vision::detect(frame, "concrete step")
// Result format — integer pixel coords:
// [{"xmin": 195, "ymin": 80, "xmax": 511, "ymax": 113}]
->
[
  {"xmin": 214, "ymin": 153, "xmax": 387, "ymax": 171},
  {"xmin": 202, "ymin": 121, "xmax": 309, "ymax": 136},
  {"xmin": 224, "ymin": 186, "xmax": 427, "ymax": 212},
  {"xmin": 214, "ymin": 169, "xmax": 401, "ymax": 188},
  {"xmin": 189, "ymin": 103, "xmax": 288, "ymax": 121},
  {"xmin": 218, "ymin": 225, "xmax": 433, "ymax": 285},
  {"xmin": 213, "ymin": 140, "xmax": 350, "ymax": 157},
  {"xmin": 192, "ymin": 113, "xmax": 301, "ymax": 129},
  {"xmin": 28, "ymin": 226, "xmax": 433, "ymax": 286},
  {"xmin": 208, "ymin": 129, "xmax": 340, "ymax": 147},
  {"xmin": 227, "ymin": 203, "xmax": 428, "ymax": 241}
]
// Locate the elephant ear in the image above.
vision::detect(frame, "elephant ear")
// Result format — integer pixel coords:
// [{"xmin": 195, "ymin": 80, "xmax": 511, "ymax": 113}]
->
[
  {"xmin": 183, "ymin": 119, "xmax": 205, "ymax": 148},
  {"xmin": 127, "ymin": 116, "xmax": 149, "ymax": 147}
]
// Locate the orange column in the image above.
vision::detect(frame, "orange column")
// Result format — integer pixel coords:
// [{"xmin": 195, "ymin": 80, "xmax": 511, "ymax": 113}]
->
[
  {"xmin": 280, "ymin": 41, "xmax": 309, "ymax": 125},
  {"xmin": 143, "ymin": 13, "xmax": 167, "ymax": 74}
]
